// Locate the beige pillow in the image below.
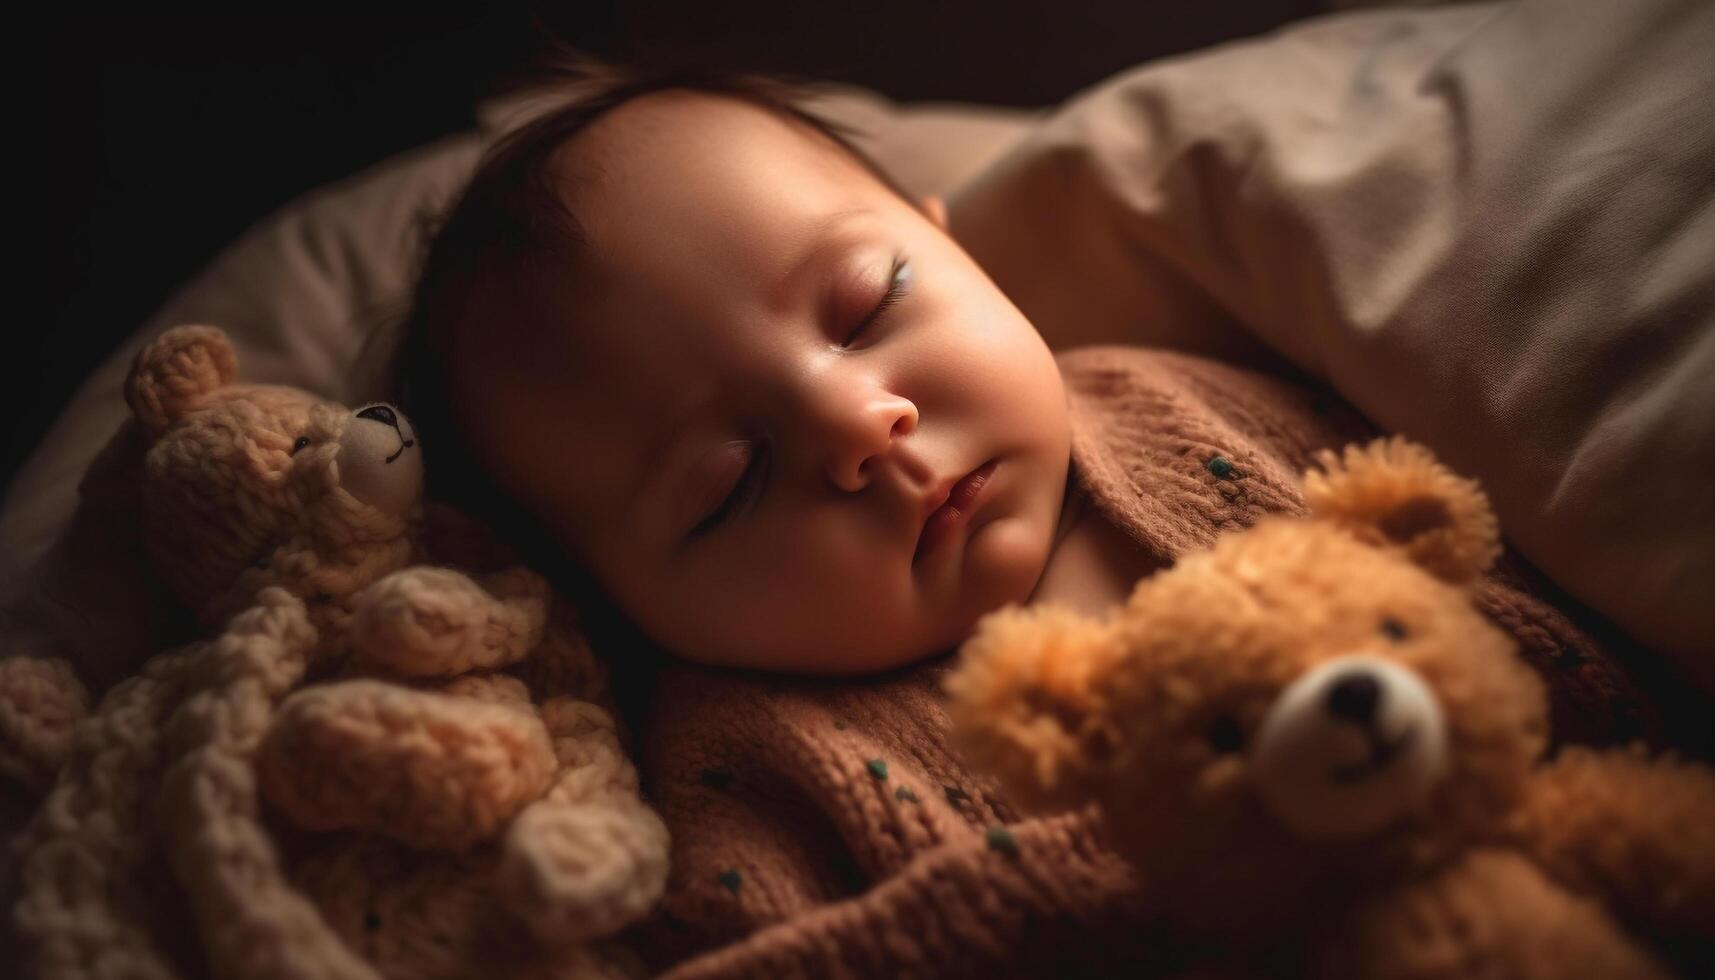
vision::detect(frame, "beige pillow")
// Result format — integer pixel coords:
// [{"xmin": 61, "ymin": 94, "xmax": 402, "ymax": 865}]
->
[{"xmin": 951, "ymin": 0, "xmax": 1715, "ymax": 685}]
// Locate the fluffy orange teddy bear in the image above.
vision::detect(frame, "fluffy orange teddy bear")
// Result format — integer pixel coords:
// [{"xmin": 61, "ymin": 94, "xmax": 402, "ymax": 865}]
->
[
  {"xmin": 14, "ymin": 325, "xmax": 667, "ymax": 980},
  {"xmin": 946, "ymin": 437, "xmax": 1715, "ymax": 979}
]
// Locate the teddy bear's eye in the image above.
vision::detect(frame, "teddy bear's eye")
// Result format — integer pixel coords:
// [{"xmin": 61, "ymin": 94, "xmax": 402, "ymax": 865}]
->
[
  {"xmin": 1380, "ymin": 617, "xmax": 1409, "ymax": 641},
  {"xmin": 1208, "ymin": 715, "xmax": 1245, "ymax": 754},
  {"xmin": 291, "ymin": 436, "xmax": 312, "ymax": 455}
]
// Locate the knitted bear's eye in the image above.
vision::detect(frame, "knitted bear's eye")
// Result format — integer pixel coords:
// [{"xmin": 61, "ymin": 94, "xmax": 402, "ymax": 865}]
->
[
  {"xmin": 291, "ymin": 436, "xmax": 312, "ymax": 455},
  {"xmin": 1380, "ymin": 617, "xmax": 1409, "ymax": 641},
  {"xmin": 1208, "ymin": 715, "xmax": 1245, "ymax": 754}
]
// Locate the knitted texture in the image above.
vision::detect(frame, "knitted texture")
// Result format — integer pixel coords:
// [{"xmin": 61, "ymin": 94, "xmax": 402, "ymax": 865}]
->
[
  {"xmin": 627, "ymin": 346, "xmax": 1660, "ymax": 977},
  {"xmin": 944, "ymin": 436, "xmax": 1715, "ymax": 976},
  {"xmin": 10, "ymin": 325, "xmax": 667, "ymax": 980},
  {"xmin": 0, "ymin": 653, "xmax": 87, "ymax": 792},
  {"xmin": 256, "ymin": 674, "xmax": 562, "ymax": 851},
  {"xmin": 1060, "ymin": 348, "xmax": 1657, "ymax": 749}
]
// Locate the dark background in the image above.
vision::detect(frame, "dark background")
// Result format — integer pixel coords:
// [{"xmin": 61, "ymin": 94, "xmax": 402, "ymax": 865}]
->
[{"xmin": 11, "ymin": 1, "xmax": 1330, "ymax": 498}]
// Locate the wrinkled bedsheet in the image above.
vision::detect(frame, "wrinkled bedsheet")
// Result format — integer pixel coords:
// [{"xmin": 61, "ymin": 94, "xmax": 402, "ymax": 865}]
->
[{"xmin": 953, "ymin": 0, "xmax": 1714, "ymax": 684}]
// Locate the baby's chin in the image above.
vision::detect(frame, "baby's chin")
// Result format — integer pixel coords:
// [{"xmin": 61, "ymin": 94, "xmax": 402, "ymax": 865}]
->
[
  {"xmin": 800, "ymin": 530, "xmax": 1051, "ymax": 676},
  {"xmin": 930, "ymin": 512, "xmax": 1055, "ymax": 654},
  {"xmin": 974, "ymin": 507, "xmax": 1056, "ymax": 591},
  {"xmin": 663, "ymin": 515, "xmax": 1055, "ymax": 678}
]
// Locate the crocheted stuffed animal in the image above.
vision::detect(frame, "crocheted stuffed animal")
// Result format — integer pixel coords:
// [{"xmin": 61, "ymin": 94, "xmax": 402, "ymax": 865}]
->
[
  {"xmin": 946, "ymin": 437, "xmax": 1715, "ymax": 978},
  {"xmin": 16, "ymin": 325, "xmax": 667, "ymax": 980},
  {"xmin": 0, "ymin": 655, "xmax": 87, "ymax": 791}
]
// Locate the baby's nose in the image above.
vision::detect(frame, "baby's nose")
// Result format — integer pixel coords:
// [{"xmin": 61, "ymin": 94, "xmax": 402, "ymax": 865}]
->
[{"xmin": 822, "ymin": 394, "xmax": 918, "ymax": 493}]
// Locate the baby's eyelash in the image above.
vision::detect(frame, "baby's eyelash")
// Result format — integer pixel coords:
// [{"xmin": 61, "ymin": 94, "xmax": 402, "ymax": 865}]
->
[
  {"xmin": 841, "ymin": 256, "xmax": 912, "ymax": 348},
  {"xmin": 690, "ymin": 441, "xmax": 769, "ymax": 537}
]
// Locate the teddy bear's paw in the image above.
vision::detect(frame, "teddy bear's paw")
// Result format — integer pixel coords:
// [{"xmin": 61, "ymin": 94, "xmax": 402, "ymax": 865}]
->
[
  {"xmin": 1324, "ymin": 850, "xmax": 1676, "ymax": 980},
  {"xmin": 497, "ymin": 800, "xmax": 672, "ymax": 943},
  {"xmin": 945, "ymin": 604, "xmax": 1126, "ymax": 813},
  {"xmin": 350, "ymin": 566, "xmax": 546, "ymax": 678},
  {"xmin": 186, "ymin": 587, "xmax": 317, "ymax": 697},
  {"xmin": 258, "ymin": 679, "xmax": 559, "ymax": 851},
  {"xmin": 0, "ymin": 655, "xmax": 89, "ymax": 792}
]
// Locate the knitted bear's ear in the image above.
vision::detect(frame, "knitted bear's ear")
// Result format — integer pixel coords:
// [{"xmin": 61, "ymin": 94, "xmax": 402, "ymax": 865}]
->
[
  {"xmin": 125, "ymin": 325, "xmax": 239, "ymax": 438},
  {"xmin": 1303, "ymin": 437, "xmax": 1500, "ymax": 584},
  {"xmin": 945, "ymin": 605, "xmax": 1126, "ymax": 813}
]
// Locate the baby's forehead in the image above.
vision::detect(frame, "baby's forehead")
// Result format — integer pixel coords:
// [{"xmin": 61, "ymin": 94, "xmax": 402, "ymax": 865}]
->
[{"xmin": 551, "ymin": 88, "xmax": 890, "ymax": 208}]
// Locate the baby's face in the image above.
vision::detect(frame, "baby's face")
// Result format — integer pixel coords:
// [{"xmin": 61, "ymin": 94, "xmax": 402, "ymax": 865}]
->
[{"xmin": 458, "ymin": 90, "xmax": 1071, "ymax": 674}]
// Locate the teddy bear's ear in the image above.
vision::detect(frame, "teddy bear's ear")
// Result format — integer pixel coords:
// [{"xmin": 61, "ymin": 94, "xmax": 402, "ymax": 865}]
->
[
  {"xmin": 1303, "ymin": 437, "xmax": 1501, "ymax": 583},
  {"xmin": 124, "ymin": 325, "xmax": 239, "ymax": 438},
  {"xmin": 944, "ymin": 604, "xmax": 1126, "ymax": 813}
]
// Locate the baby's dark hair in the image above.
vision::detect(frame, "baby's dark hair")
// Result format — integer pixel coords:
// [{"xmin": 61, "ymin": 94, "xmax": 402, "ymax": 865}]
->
[{"xmin": 393, "ymin": 50, "xmax": 910, "ymax": 728}]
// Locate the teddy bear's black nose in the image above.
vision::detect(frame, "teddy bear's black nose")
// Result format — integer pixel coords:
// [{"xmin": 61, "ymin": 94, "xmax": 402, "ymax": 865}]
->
[
  {"xmin": 1326, "ymin": 671, "xmax": 1382, "ymax": 726},
  {"xmin": 357, "ymin": 404, "xmax": 398, "ymax": 428}
]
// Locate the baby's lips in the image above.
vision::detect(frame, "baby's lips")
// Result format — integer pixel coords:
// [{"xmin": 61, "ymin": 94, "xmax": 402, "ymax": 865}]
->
[{"xmin": 914, "ymin": 460, "xmax": 998, "ymax": 564}]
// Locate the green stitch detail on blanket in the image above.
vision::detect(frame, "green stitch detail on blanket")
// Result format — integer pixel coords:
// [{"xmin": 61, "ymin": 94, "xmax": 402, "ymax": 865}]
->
[
  {"xmin": 699, "ymin": 768, "xmax": 733, "ymax": 789},
  {"xmin": 986, "ymin": 826, "xmax": 1019, "ymax": 856},
  {"xmin": 895, "ymin": 785, "xmax": 918, "ymax": 803},
  {"xmin": 718, "ymin": 869, "xmax": 743, "ymax": 893},
  {"xmin": 866, "ymin": 758, "xmax": 888, "ymax": 780},
  {"xmin": 1206, "ymin": 455, "xmax": 1235, "ymax": 479}
]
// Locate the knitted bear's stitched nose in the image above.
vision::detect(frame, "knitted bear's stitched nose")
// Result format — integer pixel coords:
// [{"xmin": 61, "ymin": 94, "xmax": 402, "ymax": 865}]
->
[
  {"xmin": 1326, "ymin": 672, "xmax": 1381, "ymax": 726},
  {"xmin": 357, "ymin": 404, "xmax": 398, "ymax": 428}
]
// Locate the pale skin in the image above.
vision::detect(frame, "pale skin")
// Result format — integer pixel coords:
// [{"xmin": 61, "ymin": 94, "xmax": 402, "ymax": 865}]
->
[{"xmin": 450, "ymin": 90, "xmax": 1156, "ymax": 676}]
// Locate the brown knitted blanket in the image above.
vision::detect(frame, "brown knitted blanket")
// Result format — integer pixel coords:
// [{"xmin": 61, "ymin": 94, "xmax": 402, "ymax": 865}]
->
[{"xmin": 620, "ymin": 346, "xmax": 1658, "ymax": 978}]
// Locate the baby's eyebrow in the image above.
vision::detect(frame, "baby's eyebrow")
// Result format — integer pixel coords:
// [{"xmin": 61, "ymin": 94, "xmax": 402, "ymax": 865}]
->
[
  {"xmin": 772, "ymin": 207, "xmax": 877, "ymax": 310},
  {"xmin": 625, "ymin": 207, "xmax": 878, "ymax": 538}
]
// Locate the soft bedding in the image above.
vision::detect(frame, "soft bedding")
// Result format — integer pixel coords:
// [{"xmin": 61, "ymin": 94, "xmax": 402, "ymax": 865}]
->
[
  {"xmin": 952, "ymin": 0, "xmax": 1715, "ymax": 684},
  {"xmin": 5, "ymin": 0, "xmax": 1714, "ymax": 975}
]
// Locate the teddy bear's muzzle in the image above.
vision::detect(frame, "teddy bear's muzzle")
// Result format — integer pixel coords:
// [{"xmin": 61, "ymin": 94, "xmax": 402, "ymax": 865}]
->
[
  {"xmin": 1251, "ymin": 655, "xmax": 1449, "ymax": 842},
  {"xmin": 337, "ymin": 402, "xmax": 424, "ymax": 515}
]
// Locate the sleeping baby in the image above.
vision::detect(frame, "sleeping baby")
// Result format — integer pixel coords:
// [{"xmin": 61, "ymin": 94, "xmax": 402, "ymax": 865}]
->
[
  {"xmin": 393, "ymin": 54, "xmax": 1654, "ymax": 975},
  {"xmin": 396, "ymin": 59, "xmax": 1158, "ymax": 679}
]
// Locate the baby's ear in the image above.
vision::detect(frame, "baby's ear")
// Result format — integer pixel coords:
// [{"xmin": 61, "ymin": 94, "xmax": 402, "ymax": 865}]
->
[
  {"xmin": 1303, "ymin": 437, "xmax": 1500, "ymax": 583},
  {"xmin": 125, "ymin": 325, "xmax": 239, "ymax": 438},
  {"xmin": 944, "ymin": 604, "xmax": 1125, "ymax": 813},
  {"xmin": 919, "ymin": 194, "xmax": 949, "ymax": 231}
]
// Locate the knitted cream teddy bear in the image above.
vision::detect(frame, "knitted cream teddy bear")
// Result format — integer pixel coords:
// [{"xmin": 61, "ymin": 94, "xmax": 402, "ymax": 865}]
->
[
  {"xmin": 15, "ymin": 325, "xmax": 667, "ymax": 980},
  {"xmin": 946, "ymin": 438, "xmax": 1715, "ymax": 979}
]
